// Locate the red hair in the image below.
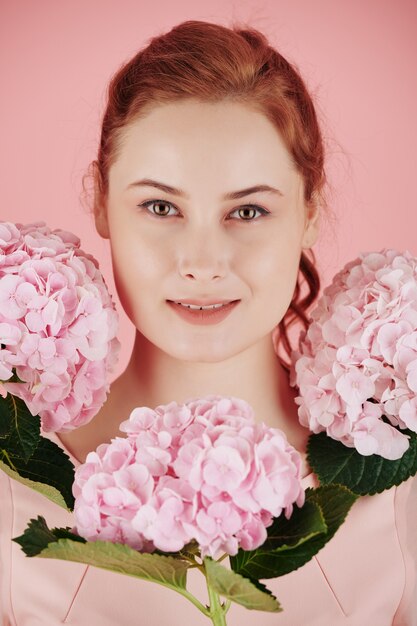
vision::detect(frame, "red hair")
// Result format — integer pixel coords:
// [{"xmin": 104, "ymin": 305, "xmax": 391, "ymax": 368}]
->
[{"xmin": 85, "ymin": 19, "xmax": 332, "ymax": 373}]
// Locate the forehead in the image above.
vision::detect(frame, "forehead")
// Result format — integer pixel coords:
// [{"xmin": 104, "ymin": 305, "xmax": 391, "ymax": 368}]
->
[
  {"xmin": 113, "ymin": 100, "xmax": 296, "ymax": 169},
  {"xmin": 107, "ymin": 100, "xmax": 304, "ymax": 206}
]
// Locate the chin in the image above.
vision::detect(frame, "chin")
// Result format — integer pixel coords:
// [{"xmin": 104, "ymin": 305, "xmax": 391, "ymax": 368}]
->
[
  {"xmin": 177, "ymin": 351, "xmax": 231, "ymax": 364},
  {"xmin": 166, "ymin": 341, "xmax": 239, "ymax": 363}
]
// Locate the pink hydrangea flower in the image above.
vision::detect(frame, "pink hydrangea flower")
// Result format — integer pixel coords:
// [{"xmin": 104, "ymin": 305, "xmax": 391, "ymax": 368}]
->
[
  {"xmin": 72, "ymin": 395, "xmax": 305, "ymax": 559},
  {"xmin": 290, "ymin": 249, "xmax": 417, "ymax": 460},
  {"xmin": 0, "ymin": 221, "xmax": 120, "ymax": 432}
]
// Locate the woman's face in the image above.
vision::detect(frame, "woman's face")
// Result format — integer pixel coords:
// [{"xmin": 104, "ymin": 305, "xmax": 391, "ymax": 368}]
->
[{"xmin": 95, "ymin": 100, "xmax": 319, "ymax": 363}]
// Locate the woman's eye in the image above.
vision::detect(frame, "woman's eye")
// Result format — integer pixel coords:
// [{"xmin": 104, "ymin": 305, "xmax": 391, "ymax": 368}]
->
[
  {"xmin": 228, "ymin": 205, "xmax": 270, "ymax": 221},
  {"xmin": 139, "ymin": 200, "xmax": 177, "ymax": 217},
  {"xmin": 138, "ymin": 200, "xmax": 269, "ymax": 221}
]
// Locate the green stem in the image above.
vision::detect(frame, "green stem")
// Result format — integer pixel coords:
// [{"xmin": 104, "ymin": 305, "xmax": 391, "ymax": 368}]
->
[
  {"xmin": 173, "ymin": 586, "xmax": 211, "ymax": 618},
  {"xmin": 155, "ymin": 552, "xmax": 229, "ymax": 623},
  {"xmin": 216, "ymin": 552, "xmax": 228, "ymax": 564},
  {"xmin": 206, "ymin": 578, "xmax": 228, "ymax": 626},
  {"xmin": 146, "ymin": 553, "xmax": 210, "ymax": 617},
  {"xmin": 222, "ymin": 598, "xmax": 232, "ymax": 614}
]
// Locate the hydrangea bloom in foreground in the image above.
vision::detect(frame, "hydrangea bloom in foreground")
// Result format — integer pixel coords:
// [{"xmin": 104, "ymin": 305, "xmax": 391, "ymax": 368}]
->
[
  {"xmin": 0, "ymin": 221, "xmax": 120, "ymax": 432},
  {"xmin": 72, "ymin": 395, "xmax": 305, "ymax": 559},
  {"xmin": 290, "ymin": 248, "xmax": 417, "ymax": 460}
]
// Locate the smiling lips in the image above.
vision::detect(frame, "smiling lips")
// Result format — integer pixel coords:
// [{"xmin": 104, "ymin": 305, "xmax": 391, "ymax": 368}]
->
[
  {"xmin": 169, "ymin": 298, "xmax": 239, "ymax": 307},
  {"xmin": 167, "ymin": 299, "xmax": 240, "ymax": 324},
  {"xmin": 172, "ymin": 301, "xmax": 237, "ymax": 311}
]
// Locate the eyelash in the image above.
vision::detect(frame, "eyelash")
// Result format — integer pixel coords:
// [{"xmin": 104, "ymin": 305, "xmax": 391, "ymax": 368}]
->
[{"xmin": 137, "ymin": 200, "xmax": 270, "ymax": 222}]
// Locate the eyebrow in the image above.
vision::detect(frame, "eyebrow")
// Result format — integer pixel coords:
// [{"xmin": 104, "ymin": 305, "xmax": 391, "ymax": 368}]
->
[{"xmin": 126, "ymin": 178, "xmax": 284, "ymax": 199}]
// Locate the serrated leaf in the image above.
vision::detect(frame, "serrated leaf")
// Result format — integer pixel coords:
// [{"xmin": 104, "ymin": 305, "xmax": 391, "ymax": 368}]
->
[
  {"xmin": 13, "ymin": 516, "xmax": 191, "ymax": 595},
  {"xmin": 262, "ymin": 499, "xmax": 327, "ymax": 550},
  {"xmin": 305, "ymin": 484, "xmax": 357, "ymax": 544},
  {"xmin": 0, "ymin": 459, "xmax": 70, "ymax": 510},
  {"xmin": 0, "ymin": 393, "xmax": 40, "ymax": 459},
  {"xmin": 0, "ymin": 436, "xmax": 75, "ymax": 510},
  {"xmin": 204, "ymin": 557, "xmax": 281, "ymax": 612},
  {"xmin": 230, "ymin": 499, "xmax": 326, "ymax": 579},
  {"xmin": 307, "ymin": 430, "xmax": 417, "ymax": 495},
  {"xmin": 231, "ymin": 484, "xmax": 357, "ymax": 580},
  {"xmin": 12, "ymin": 515, "xmax": 85, "ymax": 556}
]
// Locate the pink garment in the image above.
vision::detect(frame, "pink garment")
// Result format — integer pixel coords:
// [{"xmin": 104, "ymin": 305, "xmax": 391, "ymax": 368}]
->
[{"xmin": 1, "ymin": 428, "xmax": 416, "ymax": 626}]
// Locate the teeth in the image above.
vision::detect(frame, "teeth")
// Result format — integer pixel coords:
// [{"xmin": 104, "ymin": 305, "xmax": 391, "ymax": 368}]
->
[{"xmin": 174, "ymin": 302, "xmax": 228, "ymax": 310}]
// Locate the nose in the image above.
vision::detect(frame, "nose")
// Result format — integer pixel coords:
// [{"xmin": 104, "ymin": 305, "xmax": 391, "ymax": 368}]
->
[{"xmin": 177, "ymin": 224, "xmax": 229, "ymax": 283}]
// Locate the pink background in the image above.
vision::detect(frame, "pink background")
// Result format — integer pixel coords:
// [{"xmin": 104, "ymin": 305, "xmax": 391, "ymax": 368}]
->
[{"xmin": 1, "ymin": 0, "xmax": 416, "ymax": 381}]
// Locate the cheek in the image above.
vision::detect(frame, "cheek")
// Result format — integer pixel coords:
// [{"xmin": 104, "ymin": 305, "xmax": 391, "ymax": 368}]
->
[
  {"xmin": 108, "ymin": 231, "xmax": 165, "ymax": 322},
  {"xmin": 250, "ymin": 238, "xmax": 302, "ymax": 316},
  {"xmin": 252, "ymin": 238, "xmax": 301, "ymax": 289}
]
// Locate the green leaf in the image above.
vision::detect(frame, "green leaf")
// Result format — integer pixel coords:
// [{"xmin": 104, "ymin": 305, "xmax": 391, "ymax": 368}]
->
[
  {"xmin": 14, "ymin": 517, "xmax": 191, "ymax": 596},
  {"xmin": 230, "ymin": 498, "xmax": 326, "ymax": 579},
  {"xmin": 12, "ymin": 515, "xmax": 85, "ymax": 556},
  {"xmin": 204, "ymin": 557, "xmax": 281, "ymax": 612},
  {"xmin": 0, "ymin": 393, "xmax": 40, "ymax": 459},
  {"xmin": 305, "ymin": 484, "xmax": 357, "ymax": 546},
  {"xmin": 261, "ymin": 499, "xmax": 327, "ymax": 550},
  {"xmin": 0, "ymin": 395, "xmax": 12, "ymax": 438},
  {"xmin": 230, "ymin": 485, "xmax": 357, "ymax": 580},
  {"xmin": 0, "ymin": 458, "xmax": 70, "ymax": 510},
  {"xmin": 307, "ymin": 430, "xmax": 417, "ymax": 495},
  {"xmin": 0, "ymin": 436, "xmax": 75, "ymax": 510}
]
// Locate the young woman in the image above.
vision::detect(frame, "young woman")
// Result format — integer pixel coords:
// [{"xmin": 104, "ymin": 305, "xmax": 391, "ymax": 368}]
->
[{"xmin": 1, "ymin": 20, "xmax": 416, "ymax": 625}]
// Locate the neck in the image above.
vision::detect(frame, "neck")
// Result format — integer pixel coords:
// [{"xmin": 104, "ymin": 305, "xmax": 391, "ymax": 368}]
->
[{"xmin": 111, "ymin": 329, "xmax": 300, "ymax": 434}]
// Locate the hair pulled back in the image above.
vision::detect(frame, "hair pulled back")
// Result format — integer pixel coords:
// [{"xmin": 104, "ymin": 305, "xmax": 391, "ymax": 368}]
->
[{"xmin": 87, "ymin": 19, "xmax": 329, "ymax": 373}]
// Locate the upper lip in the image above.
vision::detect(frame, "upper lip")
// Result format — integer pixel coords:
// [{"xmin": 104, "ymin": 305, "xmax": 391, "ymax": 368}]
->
[{"xmin": 168, "ymin": 298, "xmax": 239, "ymax": 305}]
